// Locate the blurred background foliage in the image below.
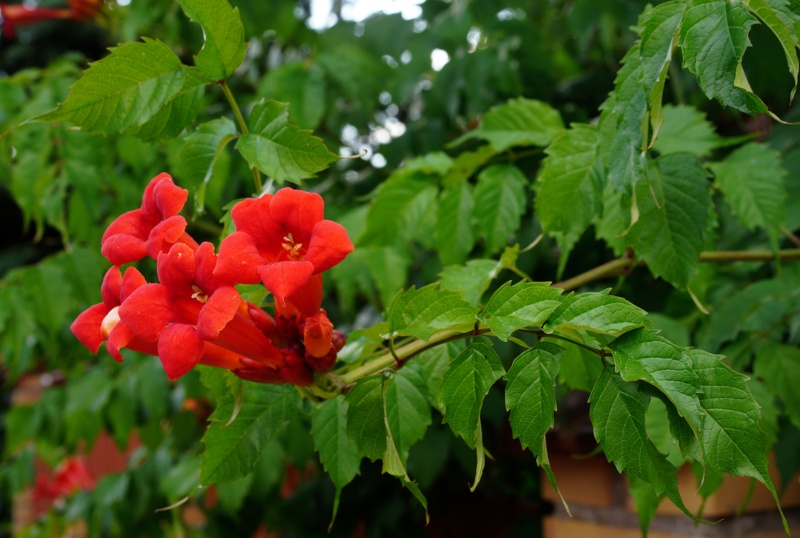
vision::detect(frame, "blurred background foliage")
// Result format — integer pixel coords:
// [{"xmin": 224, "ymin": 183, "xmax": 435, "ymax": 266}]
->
[{"xmin": 1, "ymin": 0, "xmax": 799, "ymax": 536}]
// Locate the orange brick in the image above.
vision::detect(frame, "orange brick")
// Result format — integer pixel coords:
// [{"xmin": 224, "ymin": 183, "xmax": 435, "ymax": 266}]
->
[{"xmin": 542, "ymin": 454, "xmax": 620, "ymax": 508}]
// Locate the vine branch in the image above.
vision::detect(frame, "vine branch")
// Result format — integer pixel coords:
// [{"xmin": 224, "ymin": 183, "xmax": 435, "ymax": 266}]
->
[
  {"xmin": 218, "ymin": 80, "xmax": 263, "ymax": 193},
  {"xmin": 552, "ymin": 248, "xmax": 800, "ymax": 292}
]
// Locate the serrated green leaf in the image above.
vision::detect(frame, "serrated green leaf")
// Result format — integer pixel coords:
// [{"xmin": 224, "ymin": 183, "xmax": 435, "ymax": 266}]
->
[
  {"xmin": 455, "ymin": 97, "xmax": 564, "ymax": 151},
  {"xmin": 311, "ymin": 396, "xmax": 361, "ymax": 489},
  {"xmin": 358, "ymin": 174, "xmax": 438, "ymax": 247},
  {"xmin": 629, "ymin": 153, "xmax": 711, "ymax": 287},
  {"xmin": 416, "ymin": 341, "xmax": 465, "ymax": 409},
  {"xmin": 680, "ymin": 0, "xmax": 768, "ymax": 115},
  {"xmin": 36, "ymin": 39, "xmax": 185, "ymax": 133},
  {"xmin": 384, "ymin": 364, "xmax": 432, "ymax": 466},
  {"xmin": 387, "ymin": 284, "xmax": 478, "ymax": 341},
  {"xmin": 598, "ymin": 46, "xmax": 648, "ymax": 193},
  {"xmin": 558, "ymin": 343, "xmax": 603, "ymax": 392},
  {"xmin": 435, "ymin": 181, "xmax": 475, "ymax": 265},
  {"xmin": 479, "ymin": 282, "xmax": 563, "ymax": 341},
  {"xmin": 610, "ymin": 329, "xmax": 704, "ymax": 433},
  {"xmin": 504, "ymin": 342, "xmax": 561, "ymax": 456},
  {"xmin": 200, "ymin": 376, "xmax": 301, "ymax": 485},
  {"xmin": 439, "ymin": 340, "xmax": 505, "ymax": 490},
  {"xmin": 745, "ymin": 0, "xmax": 799, "ymax": 100},
  {"xmin": 258, "ymin": 62, "xmax": 326, "ymax": 129},
  {"xmin": 344, "ymin": 375, "xmax": 386, "ymax": 461},
  {"xmin": 543, "ymin": 289, "xmax": 649, "ymax": 338},
  {"xmin": 687, "ymin": 349, "xmax": 789, "ymax": 533},
  {"xmin": 589, "ymin": 367, "xmax": 693, "ymax": 517},
  {"xmin": 746, "ymin": 378, "xmax": 780, "ymax": 447},
  {"xmin": 754, "ymin": 342, "xmax": 800, "ymax": 429},
  {"xmin": 440, "ymin": 258, "xmax": 501, "ymax": 306},
  {"xmin": 129, "ymin": 67, "xmax": 206, "ymax": 142},
  {"xmin": 236, "ymin": 100, "xmax": 337, "ymax": 184},
  {"xmin": 473, "ymin": 164, "xmax": 528, "ymax": 254},
  {"xmin": 536, "ymin": 123, "xmax": 600, "ymax": 267},
  {"xmin": 640, "ymin": 1, "xmax": 686, "ymax": 144},
  {"xmin": 629, "ymin": 479, "xmax": 662, "ymax": 537},
  {"xmin": 174, "ymin": 117, "xmax": 238, "ymax": 196},
  {"xmin": 176, "ymin": 0, "xmax": 247, "ymax": 81},
  {"xmin": 442, "ymin": 145, "xmax": 497, "ymax": 185},
  {"xmin": 653, "ymin": 105, "xmax": 728, "ymax": 156},
  {"xmin": 709, "ymin": 143, "xmax": 786, "ymax": 249}
]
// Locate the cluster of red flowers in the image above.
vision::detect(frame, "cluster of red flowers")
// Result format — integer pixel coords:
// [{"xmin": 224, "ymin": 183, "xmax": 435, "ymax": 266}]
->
[
  {"xmin": 71, "ymin": 173, "xmax": 354, "ymax": 386},
  {"xmin": 1, "ymin": 0, "xmax": 104, "ymax": 40},
  {"xmin": 32, "ymin": 457, "xmax": 95, "ymax": 503}
]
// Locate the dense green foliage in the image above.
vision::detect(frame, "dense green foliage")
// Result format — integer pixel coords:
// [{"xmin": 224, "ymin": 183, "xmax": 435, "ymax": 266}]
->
[{"xmin": 2, "ymin": 0, "xmax": 800, "ymax": 536}]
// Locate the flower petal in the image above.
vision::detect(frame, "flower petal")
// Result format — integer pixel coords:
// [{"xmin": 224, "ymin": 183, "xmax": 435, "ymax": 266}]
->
[
  {"xmin": 157, "ymin": 323, "xmax": 204, "ymax": 380},
  {"xmin": 141, "ymin": 173, "xmax": 187, "ymax": 222},
  {"xmin": 146, "ymin": 215, "xmax": 189, "ymax": 259},
  {"xmin": 230, "ymin": 195, "xmax": 280, "ymax": 248},
  {"xmin": 214, "ymin": 231, "xmax": 264, "ymax": 284},
  {"xmin": 70, "ymin": 303, "xmax": 109, "ymax": 353},
  {"xmin": 100, "ymin": 266, "xmax": 122, "ymax": 308},
  {"xmin": 303, "ymin": 310, "xmax": 333, "ymax": 359},
  {"xmin": 157, "ymin": 243, "xmax": 196, "ymax": 295},
  {"xmin": 120, "ymin": 267, "xmax": 148, "ymax": 302},
  {"xmin": 258, "ymin": 260, "xmax": 315, "ymax": 307},
  {"xmin": 119, "ymin": 284, "xmax": 173, "ymax": 342},
  {"xmin": 270, "ymin": 189, "xmax": 324, "ymax": 244},
  {"xmin": 305, "ymin": 220, "xmax": 354, "ymax": 273},
  {"xmin": 196, "ymin": 286, "xmax": 241, "ymax": 340}
]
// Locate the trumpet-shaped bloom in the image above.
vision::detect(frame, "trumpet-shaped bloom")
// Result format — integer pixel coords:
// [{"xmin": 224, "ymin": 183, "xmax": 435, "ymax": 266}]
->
[
  {"xmin": 101, "ymin": 173, "xmax": 198, "ymax": 266},
  {"xmin": 119, "ymin": 242, "xmax": 284, "ymax": 380},
  {"xmin": 32, "ymin": 457, "xmax": 95, "ymax": 503},
  {"xmin": 214, "ymin": 188, "xmax": 353, "ymax": 317},
  {"xmin": 70, "ymin": 265, "xmax": 157, "ymax": 361}
]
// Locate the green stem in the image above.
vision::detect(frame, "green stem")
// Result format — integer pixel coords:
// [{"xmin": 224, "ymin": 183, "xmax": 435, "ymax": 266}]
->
[
  {"xmin": 218, "ymin": 80, "xmax": 262, "ymax": 193},
  {"xmin": 553, "ymin": 249, "xmax": 800, "ymax": 292},
  {"xmin": 537, "ymin": 331, "xmax": 605, "ymax": 357},
  {"xmin": 339, "ymin": 327, "xmax": 490, "ymax": 385}
]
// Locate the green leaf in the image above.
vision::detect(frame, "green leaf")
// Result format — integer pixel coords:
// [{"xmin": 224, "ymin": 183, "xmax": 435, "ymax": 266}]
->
[
  {"xmin": 344, "ymin": 375, "xmax": 386, "ymax": 461},
  {"xmin": 535, "ymin": 123, "xmax": 601, "ymax": 267},
  {"xmin": 687, "ymin": 349, "xmax": 789, "ymax": 533},
  {"xmin": 473, "ymin": 164, "xmax": 529, "ymax": 255},
  {"xmin": 200, "ymin": 373, "xmax": 301, "ymax": 485},
  {"xmin": 174, "ymin": 117, "xmax": 238, "ymax": 198},
  {"xmin": 558, "ymin": 343, "xmax": 603, "ymax": 392},
  {"xmin": 745, "ymin": 0, "xmax": 800, "ymax": 100},
  {"xmin": 36, "ymin": 39, "xmax": 186, "ymax": 133},
  {"xmin": 629, "ymin": 479, "xmax": 662, "ymax": 537},
  {"xmin": 160, "ymin": 456, "xmax": 201, "ymax": 500},
  {"xmin": 416, "ymin": 341, "xmax": 465, "ymax": 409},
  {"xmin": 105, "ymin": 374, "xmax": 137, "ymax": 451},
  {"xmin": 258, "ymin": 62, "xmax": 327, "ymax": 129},
  {"xmin": 236, "ymin": 100, "xmax": 337, "ymax": 184},
  {"xmin": 754, "ymin": 342, "xmax": 800, "ymax": 429},
  {"xmin": 439, "ymin": 340, "xmax": 505, "ymax": 490},
  {"xmin": 358, "ymin": 174, "xmax": 438, "ymax": 247},
  {"xmin": 455, "ymin": 97, "xmax": 564, "ymax": 151},
  {"xmin": 440, "ymin": 258, "xmax": 501, "ymax": 306},
  {"xmin": 680, "ymin": 0, "xmax": 768, "ymax": 115},
  {"xmin": 384, "ymin": 363, "xmax": 432, "ymax": 464},
  {"xmin": 176, "ymin": 0, "xmax": 247, "ymax": 81},
  {"xmin": 598, "ymin": 46, "xmax": 648, "ymax": 193},
  {"xmin": 629, "ymin": 153, "xmax": 711, "ymax": 287},
  {"xmin": 543, "ymin": 289, "xmax": 649, "ymax": 338},
  {"xmin": 387, "ymin": 284, "xmax": 478, "ymax": 341},
  {"xmin": 589, "ymin": 367, "xmax": 693, "ymax": 517},
  {"xmin": 479, "ymin": 282, "xmax": 563, "ymax": 341},
  {"xmin": 610, "ymin": 329, "xmax": 704, "ymax": 432},
  {"xmin": 504, "ymin": 342, "xmax": 561, "ymax": 457},
  {"xmin": 311, "ymin": 396, "xmax": 361, "ymax": 489},
  {"xmin": 653, "ymin": 105, "xmax": 728, "ymax": 157},
  {"xmin": 640, "ymin": 1, "xmax": 686, "ymax": 143},
  {"xmin": 129, "ymin": 67, "xmax": 206, "ymax": 142},
  {"xmin": 709, "ymin": 143, "xmax": 786, "ymax": 249},
  {"xmin": 435, "ymin": 181, "xmax": 476, "ymax": 265}
]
